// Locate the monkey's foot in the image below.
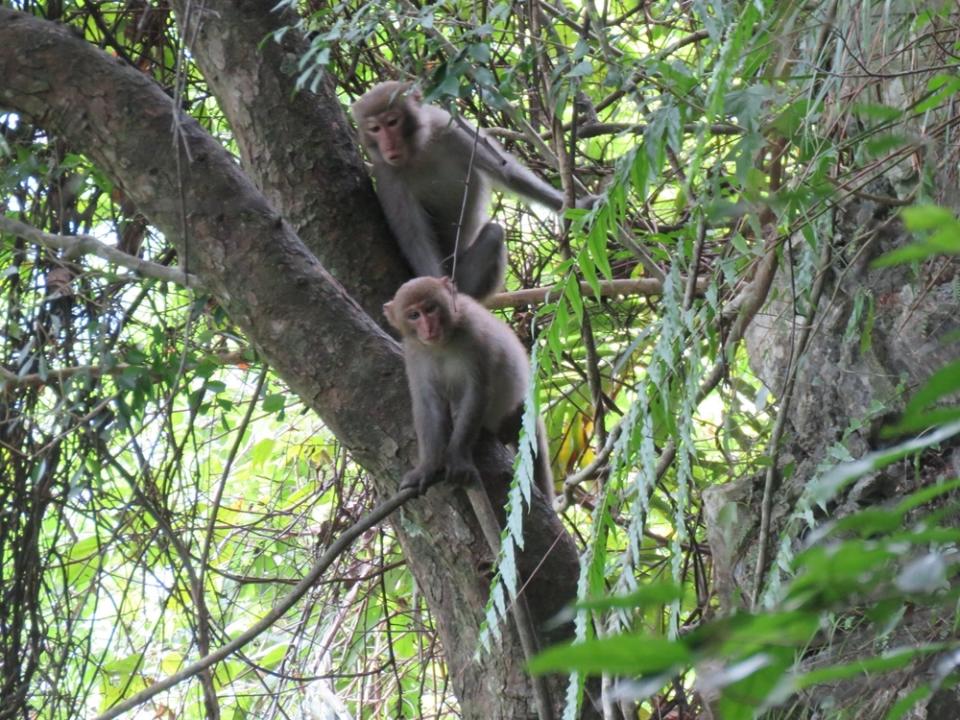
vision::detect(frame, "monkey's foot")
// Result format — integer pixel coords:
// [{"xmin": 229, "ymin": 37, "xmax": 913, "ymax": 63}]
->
[
  {"xmin": 401, "ymin": 467, "xmax": 440, "ymax": 495},
  {"xmin": 444, "ymin": 456, "xmax": 481, "ymax": 486}
]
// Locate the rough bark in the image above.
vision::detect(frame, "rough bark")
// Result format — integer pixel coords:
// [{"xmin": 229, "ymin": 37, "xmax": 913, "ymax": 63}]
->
[
  {"xmin": 707, "ymin": 187, "xmax": 960, "ymax": 597},
  {"xmin": 704, "ymin": 177, "xmax": 960, "ymax": 719},
  {"xmin": 0, "ymin": 8, "xmax": 580, "ymax": 719},
  {"xmin": 169, "ymin": 0, "xmax": 409, "ymax": 319},
  {"xmin": 700, "ymin": 7, "xmax": 960, "ymax": 713}
]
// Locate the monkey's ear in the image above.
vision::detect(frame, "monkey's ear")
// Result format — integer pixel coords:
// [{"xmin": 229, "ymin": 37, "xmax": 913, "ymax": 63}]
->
[
  {"xmin": 440, "ymin": 275, "xmax": 457, "ymax": 303},
  {"xmin": 383, "ymin": 301, "xmax": 395, "ymax": 324}
]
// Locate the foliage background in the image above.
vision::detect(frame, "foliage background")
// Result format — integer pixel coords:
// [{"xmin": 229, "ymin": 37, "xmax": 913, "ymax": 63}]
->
[{"xmin": 1, "ymin": 0, "xmax": 959, "ymax": 718}]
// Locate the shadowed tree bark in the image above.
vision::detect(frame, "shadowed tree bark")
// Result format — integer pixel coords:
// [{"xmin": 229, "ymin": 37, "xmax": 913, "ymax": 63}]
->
[{"xmin": 0, "ymin": 6, "xmax": 582, "ymax": 719}]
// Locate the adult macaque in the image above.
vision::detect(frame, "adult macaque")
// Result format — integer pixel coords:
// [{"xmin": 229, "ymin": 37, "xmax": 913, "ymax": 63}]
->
[
  {"xmin": 384, "ymin": 276, "xmax": 553, "ymax": 499},
  {"xmin": 353, "ymin": 81, "xmax": 590, "ymax": 301}
]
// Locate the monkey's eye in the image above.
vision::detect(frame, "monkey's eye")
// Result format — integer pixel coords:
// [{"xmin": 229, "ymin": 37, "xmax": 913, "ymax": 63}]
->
[
  {"xmin": 386, "ymin": 117, "xmax": 399, "ymax": 127},
  {"xmin": 369, "ymin": 124, "xmax": 381, "ymax": 133},
  {"xmin": 407, "ymin": 310, "xmax": 420, "ymax": 321},
  {"xmin": 422, "ymin": 302, "xmax": 436, "ymax": 314}
]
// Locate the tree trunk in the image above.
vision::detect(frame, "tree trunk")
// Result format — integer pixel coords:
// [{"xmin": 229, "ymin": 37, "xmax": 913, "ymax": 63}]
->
[
  {"xmin": 708, "ymin": 191, "xmax": 960, "ymax": 717},
  {"xmin": 170, "ymin": 0, "xmax": 410, "ymax": 319},
  {"xmin": 0, "ymin": 8, "xmax": 580, "ymax": 718},
  {"xmin": 703, "ymin": 36, "xmax": 960, "ymax": 714}
]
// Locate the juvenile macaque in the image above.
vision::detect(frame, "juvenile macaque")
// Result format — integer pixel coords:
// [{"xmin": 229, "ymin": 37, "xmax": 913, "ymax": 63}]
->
[
  {"xmin": 353, "ymin": 81, "xmax": 589, "ymax": 301},
  {"xmin": 384, "ymin": 276, "xmax": 553, "ymax": 499}
]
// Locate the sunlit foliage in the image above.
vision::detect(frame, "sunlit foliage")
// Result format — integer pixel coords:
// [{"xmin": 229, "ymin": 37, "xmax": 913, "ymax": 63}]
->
[{"xmin": 2, "ymin": 0, "xmax": 959, "ymax": 718}]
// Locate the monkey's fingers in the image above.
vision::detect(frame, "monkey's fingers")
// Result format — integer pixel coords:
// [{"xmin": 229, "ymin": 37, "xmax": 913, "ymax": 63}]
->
[
  {"xmin": 401, "ymin": 466, "xmax": 446, "ymax": 495},
  {"xmin": 400, "ymin": 469, "xmax": 426, "ymax": 495},
  {"xmin": 576, "ymin": 193, "xmax": 602, "ymax": 210},
  {"xmin": 421, "ymin": 467, "xmax": 448, "ymax": 493}
]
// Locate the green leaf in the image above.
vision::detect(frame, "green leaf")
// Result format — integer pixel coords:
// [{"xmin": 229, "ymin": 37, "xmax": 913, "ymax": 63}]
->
[
  {"xmin": 863, "ymin": 134, "xmax": 909, "ymax": 157},
  {"xmin": 259, "ymin": 643, "xmax": 288, "ymax": 670},
  {"xmin": 793, "ymin": 644, "xmax": 952, "ymax": 689},
  {"xmin": 576, "ymin": 582, "xmax": 683, "ymax": 611},
  {"xmin": 895, "ymin": 477, "xmax": 960, "ymax": 514},
  {"xmin": 853, "ymin": 102, "xmax": 905, "ymax": 122},
  {"xmin": 832, "ymin": 507, "xmax": 904, "ymax": 537},
  {"xmin": 251, "ymin": 437, "xmax": 276, "ymax": 467},
  {"xmin": 691, "ymin": 612, "xmax": 820, "ymax": 656},
  {"xmin": 262, "ymin": 394, "xmax": 286, "ymax": 413},
  {"xmin": 529, "ymin": 634, "xmax": 692, "ymax": 676},
  {"xmin": 904, "ymin": 360, "xmax": 960, "ymax": 415},
  {"xmin": 563, "ymin": 276, "xmax": 583, "ymax": 324},
  {"xmin": 873, "ymin": 228, "xmax": 960, "ymax": 266},
  {"xmin": 468, "ymin": 43, "xmax": 491, "ymax": 63},
  {"xmin": 818, "ymin": 421, "xmax": 960, "ymax": 494},
  {"xmin": 579, "ymin": 250, "xmax": 600, "ymax": 297},
  {"xmin": 888, "ymin": 406, "xmax": 960, "ymax": 435},
  {"xmin": 102, "ymin": 652, "xmax": 147, "ymax": 674},
  {"xmin": 64, "ymin": 535, "xmax": 101, "ymax": 585},
  {"xmin": 885, "ymin": 684, "xmax": 933, "ymax": 720},
  {"xmin": 205, "ymin": 380, "xmax": 227, "ymax": 394},
  {"xmin": 586, "ymin": 225, "xmax": 612, "ymax": 279},
  {"xmin": 915, "ymin": 74, "xmax": 960, "ymax": 113},
  {"xmin": 715, "ymin": 649, "xmax": 794, "ymax": 720},
  {"xmin": 901, "ymin": 205, "xmax": 956, "ymax": 231},
  {"xmin": 568, "ymin": 60, "xmax": 593, "ymax": 78}
]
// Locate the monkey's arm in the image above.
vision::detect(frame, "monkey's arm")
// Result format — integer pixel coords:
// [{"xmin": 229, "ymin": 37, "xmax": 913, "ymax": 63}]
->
[
  {"xmin": 445, "ymin": 360, "xmax": 489, "ymax": 483},
  {"xmin": 373, "ymin": 166, "xmax": 446, "ymax": 277},
  {"xmin": 446, "ymin": 120, "xmax": 566, "ymax": 211},
  {"xmin": 403, "ymin": 359, "xmax": 448, "ymax": 493}
]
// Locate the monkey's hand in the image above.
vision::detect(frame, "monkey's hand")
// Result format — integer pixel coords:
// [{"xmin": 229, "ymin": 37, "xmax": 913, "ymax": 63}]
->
[
  {"xmin": 444, "ymin": 452, "xmax": 481, "ymax": 486},
  {"xmin": 576, "ymin": 194, "xmax": 602, "ymax": 211},
  {"xmin": 401, "ymin": 465, "xmax": 441, "ymax": 495}
]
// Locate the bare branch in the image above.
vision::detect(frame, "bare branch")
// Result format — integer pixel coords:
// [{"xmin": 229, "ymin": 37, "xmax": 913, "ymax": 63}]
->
[
  {"xmin": 486, "ymin": 277, "xmax": 704, "ymax": 309},
  {"xmin": 0, "ymin": 351, "xmax": 250, "ymax": 390},
  {"xmin": 0, "ymin": 216, "xmax": 201, "ymax": 288},
  {"xmin": 577, "ymin": 122, "xmax": 744, "ymax": 139}
]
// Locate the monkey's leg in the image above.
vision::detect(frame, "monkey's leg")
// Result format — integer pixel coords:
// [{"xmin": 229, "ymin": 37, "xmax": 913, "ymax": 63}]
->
[{"xmin": 452, "ymin": 222, "xmax": 506, "ymax": 300}]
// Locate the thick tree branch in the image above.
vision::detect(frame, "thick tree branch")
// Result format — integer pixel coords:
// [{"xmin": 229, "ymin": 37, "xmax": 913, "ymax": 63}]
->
[
  {"xmin": 0, "ymin": 7, "xmax": 404, "ymax": 473},
  {"xmin": 0, "ymin": 9, "xmax": 581, "ymax": 719},
  {"xmin": 170, "ymin": 0, "xmax": 408, "ymax": 317}
]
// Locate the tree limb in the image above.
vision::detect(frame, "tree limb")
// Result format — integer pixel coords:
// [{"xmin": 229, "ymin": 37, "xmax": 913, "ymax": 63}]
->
[
  {"xmin": 0, "ymin": 9, "xmax": 581, "ymax": 719},
  {"xmin": 486, "ymin": 277, "xmax": 703, "ymax": 309},
  {"xmin": 0, "ymin": 216, "xmax": 201, "ymax": 287}
]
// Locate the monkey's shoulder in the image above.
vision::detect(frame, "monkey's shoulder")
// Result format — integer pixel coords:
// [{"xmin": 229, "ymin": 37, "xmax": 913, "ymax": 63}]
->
[
  {"xmin": 462, "ymin": 313, "xmax": 529, "ymax": 370},
  {"xmin": 423, "ymin": 110, "xmax": 491, "ymax": 154}
]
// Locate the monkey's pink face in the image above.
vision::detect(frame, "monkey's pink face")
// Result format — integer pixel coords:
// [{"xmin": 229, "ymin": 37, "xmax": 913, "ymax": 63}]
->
[
  {"xmin": 366, "ymin": 111, "xmax": 408, "ymax": 166},
  {"xmin": 407, "ymin": 302, "xmax": 445, "ymax": 345}
]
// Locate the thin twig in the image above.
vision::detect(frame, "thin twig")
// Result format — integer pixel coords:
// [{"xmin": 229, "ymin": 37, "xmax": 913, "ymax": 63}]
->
[
  {"xmin": 0, "ymin": 351, "xmax": 250, "ymax": 390},
  {"xmin": 91, "ymin": 485, "xmax": 420, "ymax": 720},
  {"xmin": 577, "ymin": 122, "xmax": 743, "ymax": 139},
  {"xmin": 200, "ymin": 368, "xmax": 268, "ymax": 572}
]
